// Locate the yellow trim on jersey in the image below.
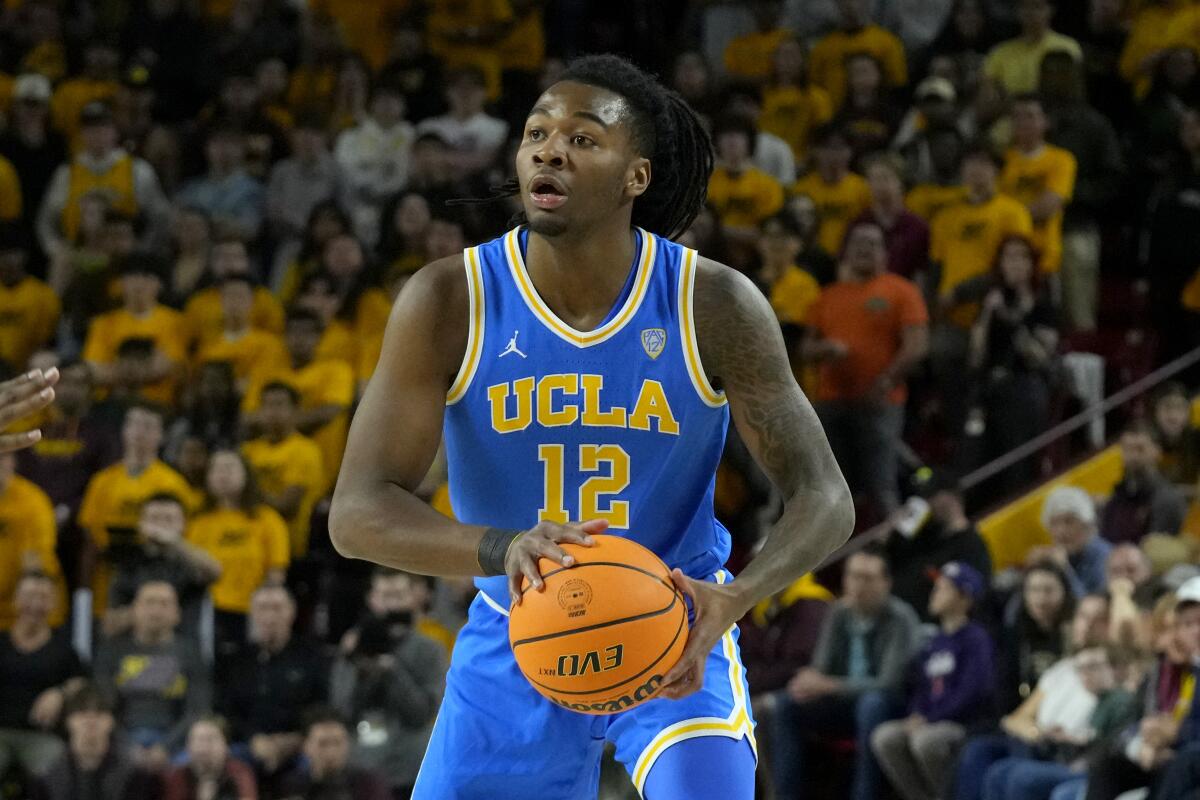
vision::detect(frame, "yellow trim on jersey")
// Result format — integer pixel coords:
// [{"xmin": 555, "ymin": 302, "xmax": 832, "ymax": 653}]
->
[
  {"xmin": 504, "ymin": 227, "xmax": 656, "ymax": 348},
  {"xmin": 446, "ymin": 247, "xmax": 485, "ymax": 404},
  {"xmin": 630, "ymin": 570, "xmax": 757, "ymax": 795},
  {"xmin": 678, "ymin": 249, "xmax": 727, "ymax": 408}
]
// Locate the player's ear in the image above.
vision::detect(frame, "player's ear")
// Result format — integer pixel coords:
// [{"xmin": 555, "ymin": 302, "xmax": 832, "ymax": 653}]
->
[{"xmin": 624, "ymin": 157, "xmax": 651, "ymax": 199}]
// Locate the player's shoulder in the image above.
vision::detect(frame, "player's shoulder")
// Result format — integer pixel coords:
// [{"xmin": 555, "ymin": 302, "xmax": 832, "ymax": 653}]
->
[
  {"xmin": 397, "ymin": 255, "xmax": 470, "ymax": 320},
  {"xmin": 692, "ymin": 256, "xmax": 777, "ymax": 335}
]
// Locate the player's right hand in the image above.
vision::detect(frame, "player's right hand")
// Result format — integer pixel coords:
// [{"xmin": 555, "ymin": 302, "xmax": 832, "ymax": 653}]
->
[{"xmin": 506, "ymin": 518, "xmax": 608, "ymax": 606}]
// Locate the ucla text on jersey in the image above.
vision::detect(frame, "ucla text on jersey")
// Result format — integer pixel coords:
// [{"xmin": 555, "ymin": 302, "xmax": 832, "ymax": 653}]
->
[{"xmin": 442, "ymin": 226, "xmax": 734, "ymax": 612}]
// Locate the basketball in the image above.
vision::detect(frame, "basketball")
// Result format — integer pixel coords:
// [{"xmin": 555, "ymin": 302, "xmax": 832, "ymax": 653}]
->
[{"xmin": 508, "ymin": 534, "xmax": 689, "ymax": 715}]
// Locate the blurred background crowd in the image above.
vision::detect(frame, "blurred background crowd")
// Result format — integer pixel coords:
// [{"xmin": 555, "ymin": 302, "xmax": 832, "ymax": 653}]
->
[{"xmin": 0, "ymin": 0, "xmax": 1199, "ymax": 798}]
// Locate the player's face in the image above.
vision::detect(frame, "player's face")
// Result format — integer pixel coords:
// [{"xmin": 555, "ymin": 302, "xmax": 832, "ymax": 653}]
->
[{"xmin": 517, "ymin": 81, "xmax": 650, "ymax": 237}]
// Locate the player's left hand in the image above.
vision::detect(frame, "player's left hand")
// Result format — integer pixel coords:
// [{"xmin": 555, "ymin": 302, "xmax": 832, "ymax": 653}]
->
[{"xmin": 659, "ymin": 568, "xmax": 747, "ymax": 701}]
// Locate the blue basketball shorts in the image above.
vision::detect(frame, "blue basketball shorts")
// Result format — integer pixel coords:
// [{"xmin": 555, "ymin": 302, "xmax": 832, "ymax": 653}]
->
[{"xmin": 411, "ymin": 571, "xmax": 757, "ymax": 799}]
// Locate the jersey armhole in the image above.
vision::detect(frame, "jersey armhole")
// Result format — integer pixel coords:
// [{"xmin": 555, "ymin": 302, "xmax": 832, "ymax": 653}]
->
[
  {"xmin": 677, "ymin": 248, "xmax": 727, "ymax": 408},
  {"xmin": 446, "ymin": 247, "xmax": 485, "ymax": 405}
]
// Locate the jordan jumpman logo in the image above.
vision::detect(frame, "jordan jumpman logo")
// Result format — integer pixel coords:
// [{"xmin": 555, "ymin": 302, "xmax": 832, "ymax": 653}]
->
[{"xmin": 499, "ymin": 330, "xmax": 527, "ymax": 358}]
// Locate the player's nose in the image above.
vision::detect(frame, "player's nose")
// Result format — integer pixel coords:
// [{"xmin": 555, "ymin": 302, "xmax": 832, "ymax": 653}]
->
[{"xmin": 532, "ymin": 136, "xmax": 567, "ymax": 168}]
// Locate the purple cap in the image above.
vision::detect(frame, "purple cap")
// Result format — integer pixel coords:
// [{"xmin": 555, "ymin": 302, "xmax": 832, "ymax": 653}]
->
[{"xmin": 934, "ymin": 561, "xmax": 986, "ymax": 601}]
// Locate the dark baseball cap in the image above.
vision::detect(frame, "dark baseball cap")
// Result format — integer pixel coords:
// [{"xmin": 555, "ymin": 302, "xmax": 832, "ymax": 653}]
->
[{"xmin": 932, "ymin": 561, "xmax": 986, "ymax": 601}]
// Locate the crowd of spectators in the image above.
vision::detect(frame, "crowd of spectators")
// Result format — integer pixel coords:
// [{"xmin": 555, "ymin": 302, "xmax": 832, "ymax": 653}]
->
[{"xmin": 0, "ymin": 0, "xmax": 1198, "ymax": 799}]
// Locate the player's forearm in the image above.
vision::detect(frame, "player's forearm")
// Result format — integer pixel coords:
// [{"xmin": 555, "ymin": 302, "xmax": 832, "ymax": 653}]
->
[
  {"xmin": 731, "ymin": 481, "xmax": 854, "ymax": 614},
  {"xmin": 329, "ymin": 478, "xmax": 490, "ymax": 576}
]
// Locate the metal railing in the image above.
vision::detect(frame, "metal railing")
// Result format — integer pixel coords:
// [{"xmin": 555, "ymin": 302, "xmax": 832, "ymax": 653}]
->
[{"xmin": 817, "ymin": 343, "xmax": 1200, "ymax": 570}]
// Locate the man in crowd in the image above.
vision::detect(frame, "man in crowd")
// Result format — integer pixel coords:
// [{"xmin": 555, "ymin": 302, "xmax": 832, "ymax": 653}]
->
[
  {"xmin": 217, "ymin": 585, "xmax": 327, "ymax": 790},
  {"xmin": 105, "ymin": 492, "xmax": 220, "ymax": 637},
  {"xmin": 872, "ymin": 562, "xmax": 996, "ymax": 800},
  {"xmin": 1102, "ymin": 422, "xmax": 1187, "ymax": 558},
  {"xmin": 803, "ymin": 220, "xmax": 929, "ymax": 519},
  {"xmin": 331, "ymin": 567, "xmax": 448, "ymax": 798},
  {"xmin": 39, "ymin": 685, "xmax": 160, "ymax": 800},
  {"xmin": 0, "ymin": 571, "xmax": 85, "ymax": 781},
  {"xmin": 885, "ymin": 471, "xmax": 992, "ymax": 620},
  {"xmin": 93, "ymin": 580, "xmax": 210, "ymax": 770},
  {"xmin": 277, "ymin": 709, "xmax": 390, "ymax": 800},
  {"xmin": 771, "ymin": 546, "xmax": 922, "ymax": 800}
]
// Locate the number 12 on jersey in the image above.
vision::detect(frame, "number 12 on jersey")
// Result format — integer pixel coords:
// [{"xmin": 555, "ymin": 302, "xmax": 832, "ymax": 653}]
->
[{"xmin": 538, "ymin": 444, "xmax": 630, "ymax": 528}]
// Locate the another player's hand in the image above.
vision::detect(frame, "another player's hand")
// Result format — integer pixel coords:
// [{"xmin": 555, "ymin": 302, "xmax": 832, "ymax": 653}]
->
[
  {"xmin": 506, "ymin": 519, "xmax": 609, "ymax": 606},
  {"xmin": 659, "ymin": 569, "xmax": 747, "ymax": 701},
  {"xmin": 0, "ymin": 367, "xmax": 58, "ymax": 452}
]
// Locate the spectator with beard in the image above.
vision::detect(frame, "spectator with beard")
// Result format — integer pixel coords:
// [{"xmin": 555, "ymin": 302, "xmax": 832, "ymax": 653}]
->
[{"xmin": 331, "ymin": 568, "xmax": 447, "ymax": 798}]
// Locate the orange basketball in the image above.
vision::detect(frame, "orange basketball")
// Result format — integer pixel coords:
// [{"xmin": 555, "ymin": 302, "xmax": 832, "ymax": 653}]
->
[{"xmin": 508, "ymin": 534, "xmax": 689, "ymax": 715}]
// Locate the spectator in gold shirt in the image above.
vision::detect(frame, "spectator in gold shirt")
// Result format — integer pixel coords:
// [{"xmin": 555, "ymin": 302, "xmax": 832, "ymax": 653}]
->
[
  {"xmin": 792, "ymin": 125, "xmax": 872, "ymax": 258},
  {"xmin": 707, "ymin": 115, "xmax": 785, "ymax": 246},
  {"xmin": 0, "ymin": 224, "xmax": 59, "ymax": 373},
  {"xmin": 808, "ymin": 0, "xmax": 909, "ymax": 111},
  {"xmin": 999, "ymin": 94, "xmax": 1077, "ymax": 278}
]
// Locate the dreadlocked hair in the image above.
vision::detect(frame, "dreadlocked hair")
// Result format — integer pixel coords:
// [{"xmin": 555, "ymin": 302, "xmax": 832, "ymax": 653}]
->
[{"xmin": 449, "ymin": 54, "xmax": 714, "ymax": 241}]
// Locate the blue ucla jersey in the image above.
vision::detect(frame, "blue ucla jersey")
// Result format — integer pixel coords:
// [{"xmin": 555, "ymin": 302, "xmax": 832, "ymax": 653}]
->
[{"xmin": 443, "ymin": 226, "xmax": 732, "ymax": 609}]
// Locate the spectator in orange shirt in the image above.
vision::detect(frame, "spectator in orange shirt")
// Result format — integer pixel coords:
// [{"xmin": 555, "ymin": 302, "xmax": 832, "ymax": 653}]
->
[{"xmin": 803, "ymin": 220, "xmax": 930, "ymax": 516}]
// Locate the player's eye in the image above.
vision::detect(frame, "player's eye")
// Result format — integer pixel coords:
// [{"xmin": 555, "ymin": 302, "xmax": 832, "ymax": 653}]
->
[
  {"xmin": 528, "ymin": 128, "xmax": 544, "ymax": 141},
  {"xmin": 572, "ymin": 135, "xmax": 594, "ymax": 147}
]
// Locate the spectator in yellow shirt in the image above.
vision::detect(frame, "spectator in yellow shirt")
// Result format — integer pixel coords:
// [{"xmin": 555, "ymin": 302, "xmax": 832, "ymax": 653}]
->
[
  {"xmin": 929, "ymin": 147, "xmax": 1033, "ymax": 432},
  {"xmin": 904, "ymin": 127, "xmax": 969, "ymax": 226},
  {"xmin": 242, "ymin": 382, "xmax": 325, "ymax": 558},
  {"xmin": 983, "ymin": 0, "xmax": 1082, "ymax": 96},
  {"xmin": 0, "ymin": 224, "xmax": 59, "ymax": 372},
  {"xmin": 243, "ymin": 309, "xmax": 356, "ymax": 492},
  {"xmin": 78, "ymin": 403, "xmax": 199, "ymax": 614},
  {"xmin": 757, "ymin": 214, "xmax": 822, "ymax": 329},
  {"xmin": 759, "ymin": 37, "xmax": 834, "ymax": 163},
  {"xmin": 808, "ymin": 0, "xmax": 908, "ymax": 110},
  {"xmin": 791, "ymin": 125, "xmax": 872, "ymax": 258},
  {"xmin": 49, "ymin": 41, "xmax": 120, "ymax": 147},
  {"xmin": 193, "ymin": 274, "xmax": 289, "ymax": 388},
  {"xmin": 183, "ymin": 237, "xmax": 285, "ymax": 349},
  {"xmin": 0, "ymin": 450, "xmax": 63, "ymax": 629},
  {"xmin": 931, "ymin": 147, "xmax": 1034, "ymax": 318},
  {"xmin": 707, "ymin": 115, "xmax": 786, "ymax": 241},
  {"xmin": 723, "ymin": 1, "xmax": 792, "ymax": 83},
  {"xmin": 82, "ymin": 254, "xmax": 186, "ymax": 408},
  {"xmin": 999, "ymin": 94, "xmax": 1077, "ymax": 275},
  {"xmin": 187, "ymin": 449, "xmax": 289, "ymax": 653}
]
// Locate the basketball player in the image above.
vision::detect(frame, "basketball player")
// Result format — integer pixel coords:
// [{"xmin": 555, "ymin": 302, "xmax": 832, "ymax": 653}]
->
[{"xmin": 331, "ymin": 55, "xmax": 854, "ymax": 799}]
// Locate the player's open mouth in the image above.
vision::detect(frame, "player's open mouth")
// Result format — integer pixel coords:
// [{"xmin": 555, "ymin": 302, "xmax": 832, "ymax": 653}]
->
[{"xmin": 530, "ymin": 176, "xmax": 568, "ymax": 210}]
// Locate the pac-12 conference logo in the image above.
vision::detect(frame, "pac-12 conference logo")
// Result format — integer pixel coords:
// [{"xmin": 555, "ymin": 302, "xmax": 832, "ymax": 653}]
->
[{"xmin": 641, "ymin": 328, "xmax": 667, "ymax": 360}]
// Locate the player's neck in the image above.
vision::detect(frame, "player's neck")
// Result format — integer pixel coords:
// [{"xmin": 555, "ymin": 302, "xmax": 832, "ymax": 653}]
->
[{"xmin": 525, "ymin": 223, "xmax": 639, "ymax": 329}]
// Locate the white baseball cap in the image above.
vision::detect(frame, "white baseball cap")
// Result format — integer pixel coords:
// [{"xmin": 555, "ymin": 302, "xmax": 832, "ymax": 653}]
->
[{"xmin": 1176, "ymin": 575, "xmax": 1200, "ymax": 608}]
